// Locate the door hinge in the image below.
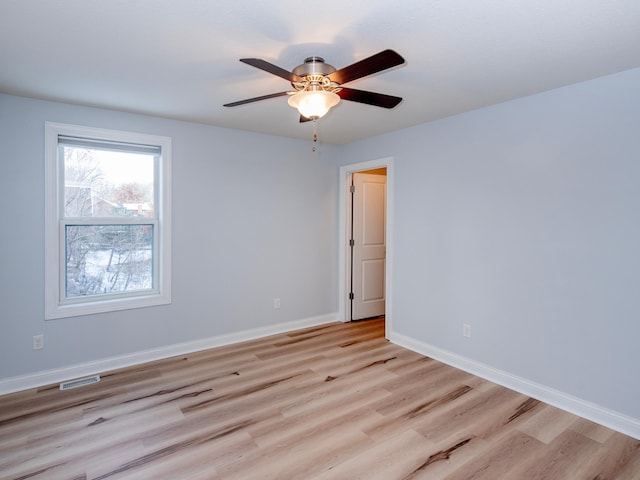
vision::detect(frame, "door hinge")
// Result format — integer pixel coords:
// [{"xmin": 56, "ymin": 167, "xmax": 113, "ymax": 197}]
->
[
  {"xmin": 350, "ymin": 184, "xmax": 355, "ymax": 193},
  {"xmin": 349, "ymin": 292, "xmax": 354, "ymax": 300},
  {"xmin": 349, "ymin": 239, "xmax": 355, "ymax": 247}
]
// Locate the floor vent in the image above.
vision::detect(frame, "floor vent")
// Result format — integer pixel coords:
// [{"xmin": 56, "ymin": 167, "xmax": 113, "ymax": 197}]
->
[{"xmin": 59, "ymin": 375, "xmax": 100, "ymax": 391}]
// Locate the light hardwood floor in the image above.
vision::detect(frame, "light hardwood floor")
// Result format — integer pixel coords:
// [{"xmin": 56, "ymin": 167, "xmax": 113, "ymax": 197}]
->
[{"xmin": 1, "ymin": 318, "xmax": 639, "ymax": 479}]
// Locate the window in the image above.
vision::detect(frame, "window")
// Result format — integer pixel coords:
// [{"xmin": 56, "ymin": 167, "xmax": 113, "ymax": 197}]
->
[{"xmin": 45, "ymin": 122, "xmax": 171, "ymax": 319}]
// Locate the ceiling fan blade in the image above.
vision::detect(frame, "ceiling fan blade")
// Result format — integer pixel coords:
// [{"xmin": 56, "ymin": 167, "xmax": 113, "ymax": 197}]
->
[
  {"xmin": 338, "ymin": 87, "xmax": 402, "ymax": 109},
  {"xmin": 329, "ymin": 49, "xmax": 405, "ymax": 85},
  {"xmin": 239, "ymin": 58, "xmax": 300, "ymax": 82},
  {"xmin": 223, "ymin": 91, "xmax": 290, "ymax": 107}
]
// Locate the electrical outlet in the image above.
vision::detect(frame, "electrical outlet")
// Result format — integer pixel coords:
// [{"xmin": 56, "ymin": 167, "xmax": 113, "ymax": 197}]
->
[
  {"xmin": 33, "ymin": 334, "xmax": 44, "ymax": 350},
  {"xmin": 463, "ymin": 324, "xmax": 471, "ymax": 338},
  {"xmin": 273, "ymin": 298, "xmax": 281, "ymax": 309}
]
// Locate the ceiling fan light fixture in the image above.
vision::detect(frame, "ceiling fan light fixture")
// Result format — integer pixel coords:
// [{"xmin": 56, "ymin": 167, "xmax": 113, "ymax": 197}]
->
[{"xmin": 288, "ymin": 90, "xmax": 340, "ymax": 120}]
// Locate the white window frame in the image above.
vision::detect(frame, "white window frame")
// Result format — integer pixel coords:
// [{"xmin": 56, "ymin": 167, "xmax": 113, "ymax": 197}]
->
[{"xmin": 44, "ymin": 122, "xmax": 172, "ymax": 319}]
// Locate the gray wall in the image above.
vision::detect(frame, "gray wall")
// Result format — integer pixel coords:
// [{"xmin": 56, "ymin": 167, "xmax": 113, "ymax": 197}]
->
[
  {"xmin": 340, "ymin": 67, "xmax": 640, "ymax": 420},
  {"xmin": 0, "ymin": 93, "xmax": 340, "ymax": 379}
]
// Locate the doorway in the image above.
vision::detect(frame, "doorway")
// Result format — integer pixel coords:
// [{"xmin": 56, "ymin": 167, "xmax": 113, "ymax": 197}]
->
[
  {"xmin": 350, "ymin": 169, "xmax": 386, "ymax": 321},
  {"xmin": 338, "ymin": 158, "xmax": 394, "ymax": 336}
]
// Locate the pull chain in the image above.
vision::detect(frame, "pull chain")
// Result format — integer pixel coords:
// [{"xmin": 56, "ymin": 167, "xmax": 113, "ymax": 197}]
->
[{"xmin": 312, "ymin": 121, "xmax": 318, "ymax": 153}]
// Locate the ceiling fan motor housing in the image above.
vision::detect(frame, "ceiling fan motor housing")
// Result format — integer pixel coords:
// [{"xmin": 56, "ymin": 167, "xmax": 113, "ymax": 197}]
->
[{"xmin": 292, "ymin": 57, "xmax": 336, "ymax": 78}]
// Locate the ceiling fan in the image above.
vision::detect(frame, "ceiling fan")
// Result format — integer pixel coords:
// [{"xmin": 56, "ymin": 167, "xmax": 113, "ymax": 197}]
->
[{"xmin": 224, "ymin": 49, "xmax": 405, "ymax": 122}]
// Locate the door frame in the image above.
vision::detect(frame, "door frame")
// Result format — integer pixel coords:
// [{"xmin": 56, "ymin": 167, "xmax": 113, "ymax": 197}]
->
[{"xmin": 338, "ymin": 157, "xmax": 394, "ymax": 336}]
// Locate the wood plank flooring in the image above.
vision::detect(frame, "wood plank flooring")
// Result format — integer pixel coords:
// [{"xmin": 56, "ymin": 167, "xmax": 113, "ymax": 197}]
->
[{"xmin": 1, "ymin": 318, "xmax": 639, "ymax": 479}]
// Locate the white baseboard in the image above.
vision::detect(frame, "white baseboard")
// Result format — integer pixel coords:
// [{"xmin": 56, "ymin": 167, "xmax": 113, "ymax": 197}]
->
[
  {"xmin": 388, "ymin": 330, "xmax": 640, "ymax": 440},
  {"xmin": 0, "ymin": 313, "xmax": 338, "ymax": 396}
]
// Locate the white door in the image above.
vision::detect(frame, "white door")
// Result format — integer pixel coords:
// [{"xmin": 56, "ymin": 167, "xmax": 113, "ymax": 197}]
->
[{"xmin": 351, "ymin": 172, "xmax": 386, "ymax": 320}]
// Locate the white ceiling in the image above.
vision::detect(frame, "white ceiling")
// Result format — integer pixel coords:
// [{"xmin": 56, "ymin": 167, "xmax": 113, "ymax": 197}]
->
[{"xmin": 2, "ymin": 0, "xmax": 640, "ymax": 144}]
